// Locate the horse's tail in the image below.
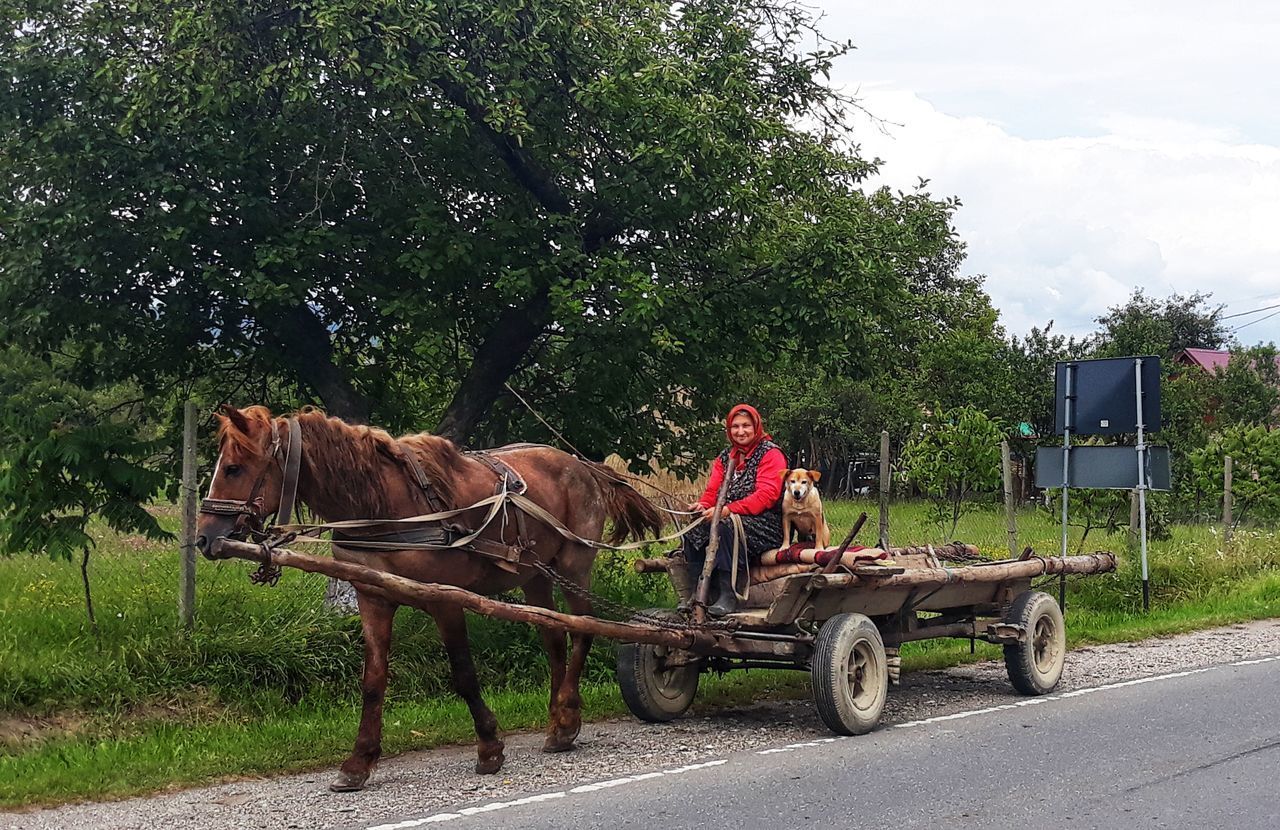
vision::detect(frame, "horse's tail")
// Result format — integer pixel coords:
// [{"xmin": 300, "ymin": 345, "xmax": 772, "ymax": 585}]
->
[{"xmin": 582, "ymin": 461, "xmax": 665, "ymax": 545}]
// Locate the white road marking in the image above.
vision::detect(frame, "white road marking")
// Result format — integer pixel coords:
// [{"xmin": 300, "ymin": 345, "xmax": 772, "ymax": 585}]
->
[
  {"xmin": 367, "ymin": 654, "xmax": 1279, "ymax": 829},
  {"xmin": 365, "ymin": 760, "xmax": 726, "ymax": 829}
]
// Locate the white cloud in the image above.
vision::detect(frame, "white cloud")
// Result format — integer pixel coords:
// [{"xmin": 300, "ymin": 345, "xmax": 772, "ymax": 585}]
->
[
  {"xmin": 838, "ymin": 85, "xmax": 1280, "ymax": 346},
  {"xmin": 810, "ymin": 1, "xmax": 1280, "ymax": 345}
]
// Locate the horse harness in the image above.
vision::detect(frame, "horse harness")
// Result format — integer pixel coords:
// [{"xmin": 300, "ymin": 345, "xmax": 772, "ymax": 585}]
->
[
  {"xmin": 200, "ymin": 418, "xmax": 538, "ymax": 573},
  {"xmin": 331, "ymin": 441, "xmax": 536, "ymax": 571}
]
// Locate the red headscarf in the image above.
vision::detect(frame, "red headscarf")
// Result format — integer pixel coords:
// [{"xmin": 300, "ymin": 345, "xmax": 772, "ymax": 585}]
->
[{"xmin": 725, "ymin": 403, "xmax": 772, "ymax": 468}]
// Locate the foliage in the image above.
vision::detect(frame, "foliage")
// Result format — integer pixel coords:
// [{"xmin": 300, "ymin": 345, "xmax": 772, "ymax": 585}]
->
[
  {"xmin": 1188, "ymin": 424, "xmax": 1280, "ymax": 525},
  {"xmin": 900, "ymin": 406, "xmax": 1004, "ymax": 537},
  {"xmin": 1, "ymin": 0, "xmax": 962, "ymax": 477},
  {"xmin": 1091, "ymin": 289, "xmax": 1230, "ymax": 359},
  {"xmin": 1212, "ymin": 345, "xmax": 1280, "ymax": 428},
  {"xmin": 0, "ymin": 349, "xmax": 170, "ymax": 562}
]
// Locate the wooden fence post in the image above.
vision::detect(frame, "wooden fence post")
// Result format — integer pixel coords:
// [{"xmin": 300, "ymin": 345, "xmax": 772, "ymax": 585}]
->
[
  {"xmin": 878, "ymin": 431, "xmax": 890, "ymax": 550},
  {"xmin": 179, "ymin": 400, "xmax": 198, "ymax": 630},
  {"xmin": 1001, "ymin": 440, "xmax": 1017, "ymax": 559},
  {"xmin": 1223, "ymin": 455, "xmax": 1233, "ymax": 544}
]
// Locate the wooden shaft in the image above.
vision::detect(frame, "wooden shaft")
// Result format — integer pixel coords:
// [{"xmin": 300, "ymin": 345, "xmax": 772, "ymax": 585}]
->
[
  {"xmin": 821, "ymin": 511, "xmax": 868, "ymax": 574},
  {"xmin": 212, "ymin": 539, "xmax": 710, "ymax": 649},
  {"xmin": 878, "ymin": 431, "xmax": 891, "ymax": 549},
  {"xmin": 179, "ymin": 400, "xmax": 198, "ymax": 630},
  {"xmin": 693, "ymin": 463, "xmax": 735, "ymax": 620},
  {"xmin": 807, "ymin": 552, "xmax": 1116, "ymax": 591}
]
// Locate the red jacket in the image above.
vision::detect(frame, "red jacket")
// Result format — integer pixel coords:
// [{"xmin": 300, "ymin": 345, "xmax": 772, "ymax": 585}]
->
[{"xmin": 695, "ymin": 447, "xmax": 786, "ymax": 516}]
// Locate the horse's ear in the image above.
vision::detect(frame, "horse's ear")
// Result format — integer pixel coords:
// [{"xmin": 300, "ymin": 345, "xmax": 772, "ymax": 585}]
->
[
  {"xmin": 219, "ymin": 404, "xmax": 252, "ymax": 435},
  {"xmin": 808, "ymin": 469, "xmax": 822, "ymax": 483}
]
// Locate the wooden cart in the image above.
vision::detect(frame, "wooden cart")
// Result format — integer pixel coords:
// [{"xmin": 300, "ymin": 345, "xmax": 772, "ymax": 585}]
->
[
  {"xmin": 210, "ymin": 538, "xmax": 1115, "ymax": 737},
  {"xmin": 619, "ymin": 546, "xmax": 1116, "ymax": 735}
]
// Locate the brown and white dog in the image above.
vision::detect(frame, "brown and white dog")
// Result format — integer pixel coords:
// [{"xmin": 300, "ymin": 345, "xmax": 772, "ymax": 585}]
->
[{"xmin": 780, "ymin": 468, "xmax": 831, "ymax": 548}]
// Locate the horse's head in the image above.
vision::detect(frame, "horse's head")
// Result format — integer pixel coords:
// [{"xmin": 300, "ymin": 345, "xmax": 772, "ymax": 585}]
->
[{"xmin": 196, "ymin": 405, "xmax": 288, "ymax": 559}]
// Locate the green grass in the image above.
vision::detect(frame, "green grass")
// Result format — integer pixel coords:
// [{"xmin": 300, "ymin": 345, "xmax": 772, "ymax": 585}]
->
[{"xmin": 1, "ymin": 500, "xmax": 1277, "ymax": 808}]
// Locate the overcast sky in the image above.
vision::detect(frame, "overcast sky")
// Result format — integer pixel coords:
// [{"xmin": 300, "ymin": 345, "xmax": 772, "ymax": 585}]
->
[{"xmin": 814, "ymin": 1, "xmax": 1280, "ymax": 347}]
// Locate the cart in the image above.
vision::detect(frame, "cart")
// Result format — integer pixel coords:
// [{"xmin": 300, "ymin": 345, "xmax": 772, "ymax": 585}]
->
[
  {"xmin": 620, "ymin": 544, "xmax": 1115, "ymax": 734},
  {"xmin": 210, "ymin": 537, "xmax": 1115, "ymax": 736}
]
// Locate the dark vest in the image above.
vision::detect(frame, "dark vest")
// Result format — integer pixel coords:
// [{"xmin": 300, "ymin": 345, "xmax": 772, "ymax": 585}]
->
[{"xmin": 717, "ymin": 440, "xmax": 782, "ymax": 516}]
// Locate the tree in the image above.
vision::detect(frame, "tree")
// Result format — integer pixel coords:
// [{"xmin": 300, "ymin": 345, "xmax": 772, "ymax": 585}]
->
[
  {"xmin": 1, "ymin": 0, "xmax": 961, "ymax": 475},
  {"xmin": 1091, "ymin": 290, "xmax": 1230, "ymax": 359},
  {"xmin": 1213, "ymin": 345, "xmax": 1280, "ymax": 428},
  {"xmin": 1189, "ymin": 425, "xmax": 1280, "ymax": 526},
  {"xmin": 0, "ymin": 348, "xmax": 169, "ymax": 624},
  {"xmin": 900, "ymin": 406, "xmax": 1004, "ymax": 538}
]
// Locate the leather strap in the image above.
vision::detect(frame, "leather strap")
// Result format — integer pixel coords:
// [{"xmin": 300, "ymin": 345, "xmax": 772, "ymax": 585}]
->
[
  {"xmin": 276, "ymin": 418, "xmax": 303, "ymax": 526},
  {"xmin": 397, "ymin": 441, "xmax": 449, "ymax": 513}
]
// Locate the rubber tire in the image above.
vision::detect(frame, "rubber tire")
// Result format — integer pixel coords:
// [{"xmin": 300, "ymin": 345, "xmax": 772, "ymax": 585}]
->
[
  {"xmin": 616, "ymin": 610, "xmax": 701, "ymax": 722},
  {"xmin": 811, "ymin": 613, "xmax": 888, "ymax": 736},
  {"xmin": 1003, "ymin": 590, "xmax": 1066, "ymax": 695}
]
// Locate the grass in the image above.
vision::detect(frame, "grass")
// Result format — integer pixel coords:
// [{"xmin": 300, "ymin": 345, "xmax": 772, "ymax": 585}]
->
[{"xmin": 1, "ymin": 499, "xmax": 1277, "ymax": 808}]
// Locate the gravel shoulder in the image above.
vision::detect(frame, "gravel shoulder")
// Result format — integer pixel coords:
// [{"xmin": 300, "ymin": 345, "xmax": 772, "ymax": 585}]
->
[{"xmin": 5, "ymin": 618, "xmax": 1279, "ymax": 830}]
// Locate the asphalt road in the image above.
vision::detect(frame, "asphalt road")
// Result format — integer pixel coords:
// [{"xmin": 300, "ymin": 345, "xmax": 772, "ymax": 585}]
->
[{"xmin": 359, "ymin": 654, "xmax": 1280, "ymax": 830}]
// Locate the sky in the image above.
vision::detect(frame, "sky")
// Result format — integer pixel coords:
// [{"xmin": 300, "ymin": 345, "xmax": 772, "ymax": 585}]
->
[{"xmin": 814, "ymin": 1, "xmax": 1280, "ymax": 347}]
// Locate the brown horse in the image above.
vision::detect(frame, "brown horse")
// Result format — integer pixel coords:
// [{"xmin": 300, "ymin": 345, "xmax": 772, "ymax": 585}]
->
[{"xmin": 195, "ymin": 406, "xmax": 662, "ymax": 791}]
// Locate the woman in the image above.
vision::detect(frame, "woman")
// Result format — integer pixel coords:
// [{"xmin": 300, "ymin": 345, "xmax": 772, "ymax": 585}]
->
[{"xmin": 681, "ymin": 403, "xmax": 787, "ymax": 616}]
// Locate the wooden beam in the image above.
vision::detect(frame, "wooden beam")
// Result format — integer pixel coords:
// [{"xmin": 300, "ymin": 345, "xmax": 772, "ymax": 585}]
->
[{"xmin": 211, "ymin": 539, "xmax": 712, "ymax": 649}]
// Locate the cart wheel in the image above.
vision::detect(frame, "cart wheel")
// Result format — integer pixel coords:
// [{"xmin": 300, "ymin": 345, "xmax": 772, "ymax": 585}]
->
[
  {"xmin": 811, "ymin": 613, "xmax": 888, "ymax": 736},
  {"xmin": 1003, "ymin": 591, "xmax": 1066, "ymax": 695},
  {"xmin": 616, "ymin": 610, "xmax": 701, "ymax": 722}
]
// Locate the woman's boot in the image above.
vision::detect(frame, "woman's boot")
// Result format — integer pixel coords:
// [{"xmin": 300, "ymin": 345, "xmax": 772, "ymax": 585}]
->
[{"xmin": 707, "ymin": 570, "xmax": 738, "ymax": 616}]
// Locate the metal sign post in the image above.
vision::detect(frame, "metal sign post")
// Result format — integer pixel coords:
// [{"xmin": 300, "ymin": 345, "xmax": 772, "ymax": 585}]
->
[
  {"xmin": 1133, "ymin": 358, "xmax": 1151, "ymax": 611},
  {"xmin": 1059, "ymin": 364, "xmax": 1075, "ymax": 612}
]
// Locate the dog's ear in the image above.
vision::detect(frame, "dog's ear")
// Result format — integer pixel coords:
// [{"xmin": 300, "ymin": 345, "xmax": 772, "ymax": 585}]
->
[
  {"xmin": 808, "ymin": 469, "xmax": 822, "ymax": 483},
  {"xmin": 779, "ymin": 468, "xmax": 791, "ymax": 481}
]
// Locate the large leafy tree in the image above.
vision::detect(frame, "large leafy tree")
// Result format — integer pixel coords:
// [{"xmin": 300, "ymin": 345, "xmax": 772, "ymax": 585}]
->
[
  {"xmin": 2, "ymin": 0, "xmax": 960, "ymax": 474},
  {"xmin": 1091, "ymin": 289, "xmax": 1230, "ymax": 359}
]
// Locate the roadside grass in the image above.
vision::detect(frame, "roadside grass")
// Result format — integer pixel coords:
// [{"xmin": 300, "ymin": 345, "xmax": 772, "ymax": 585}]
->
[{"xmin": 1, "ymin": 500, "xmax": 1276, "ymax": 808}]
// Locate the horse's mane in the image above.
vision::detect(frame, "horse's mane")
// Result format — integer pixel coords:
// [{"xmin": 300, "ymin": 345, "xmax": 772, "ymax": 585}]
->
[
  {"xmin": 224, "ymin": 406, "xmax": 462, "ymax": 515},
  {"xmin": 295, "ymin": 408, "xmax": 462, "ymax": 514}
]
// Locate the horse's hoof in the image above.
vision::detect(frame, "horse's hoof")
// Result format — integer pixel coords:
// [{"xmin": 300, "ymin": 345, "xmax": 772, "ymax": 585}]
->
[
  {"xmin": 329, "ymin": 770, "xmax": 369, "ymax": 792},
  {"xmin": 541, "ymin": 735, "xmax": 578, "ymax": 753},
  {"xmin": 475, "ymin": 755, "xmax": 504, "ymax": 775}
]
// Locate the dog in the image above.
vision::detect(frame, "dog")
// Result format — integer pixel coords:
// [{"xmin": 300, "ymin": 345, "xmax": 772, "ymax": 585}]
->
[{"xmin": 780, "ymin": 468, "xmax": 831, "ymax": 548}]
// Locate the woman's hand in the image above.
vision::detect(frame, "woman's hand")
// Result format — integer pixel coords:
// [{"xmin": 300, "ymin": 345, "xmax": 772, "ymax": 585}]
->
[{"xmin": 700, "ymin": 507, "xmax": 717, "ymax": 521}]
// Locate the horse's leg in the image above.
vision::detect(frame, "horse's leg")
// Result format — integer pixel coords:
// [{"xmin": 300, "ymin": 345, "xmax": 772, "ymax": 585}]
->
[
  {"xmin": 431, "ymin": 602, "xmax": 505, "ymax": 774},
  {"xmin": 331, "ymin": 591, "xmax": 397, "ymax": 792},
  {"xmin": 523, "ymin": 575, "xmax": 570, "ymax": 749},
  {"xmin": 544, "ymin": 544, "xmax": 594, "ymax": 753}
]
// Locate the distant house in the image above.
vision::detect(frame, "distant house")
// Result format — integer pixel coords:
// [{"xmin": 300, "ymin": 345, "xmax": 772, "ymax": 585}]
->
[
  {"xmin": 1175, "ymin": 348, "xmax": 1232, "ymax": 373},
  {"xmin": 1175, "ymin": 348, "xmax": 1280, "ymax": 375}
]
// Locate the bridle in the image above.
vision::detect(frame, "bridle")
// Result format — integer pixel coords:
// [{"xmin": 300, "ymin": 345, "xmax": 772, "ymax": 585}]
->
[{"xmin": 199, "ymin": 418, "xmax": 303, "ymax": 541}]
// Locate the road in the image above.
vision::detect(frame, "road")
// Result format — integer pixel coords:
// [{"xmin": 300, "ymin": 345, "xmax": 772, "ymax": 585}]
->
[
  {"xmin": 7, "ymin": 620, "xmax": 1279, "ymax": 830},
  {"xmin": 361, "ymin": 654, "xmax": 1280, "ymax": 830}
]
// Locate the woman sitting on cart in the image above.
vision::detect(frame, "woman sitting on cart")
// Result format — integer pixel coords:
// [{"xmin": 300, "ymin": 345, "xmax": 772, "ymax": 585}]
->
[{"xmin": 681, "ymin": 403, "xmax": 786, "ymax": 616}]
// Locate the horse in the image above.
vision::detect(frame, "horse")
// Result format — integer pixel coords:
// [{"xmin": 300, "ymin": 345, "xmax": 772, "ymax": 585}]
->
[{"xmin": 195, "ymin": 405, "xmax": 662, "ymax": 791}]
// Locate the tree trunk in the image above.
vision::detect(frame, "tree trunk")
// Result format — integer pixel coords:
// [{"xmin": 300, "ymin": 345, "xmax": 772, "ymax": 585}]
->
[
  {"xmin": 435, "ymin": 286, "xmax": 552, "ymax": 444},
  {"xmin": 268, "ymin": 303, "xmax": 371, "ymax": 424}
]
